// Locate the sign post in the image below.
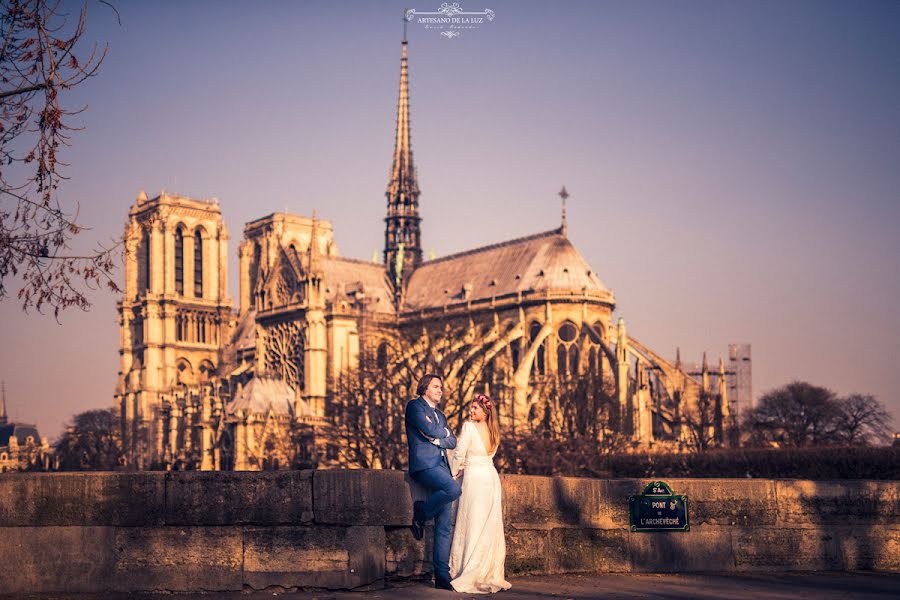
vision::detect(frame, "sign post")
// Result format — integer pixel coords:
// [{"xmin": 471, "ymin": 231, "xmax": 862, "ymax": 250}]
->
[{"xmin": 628, "ymin": 481, "xmax": 690, "ymax": 532}]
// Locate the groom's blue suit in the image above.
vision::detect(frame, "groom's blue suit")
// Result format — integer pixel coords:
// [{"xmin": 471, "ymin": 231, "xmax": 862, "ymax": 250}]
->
[{"xmin": 405, "ymin": 396, "xmax": 460, "ymax": 584}]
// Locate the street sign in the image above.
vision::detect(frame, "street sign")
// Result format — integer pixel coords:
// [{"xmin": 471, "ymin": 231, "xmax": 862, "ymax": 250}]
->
[{"xmin": 629, "ymin": 480, "xmax": 690, "ymax": 532}]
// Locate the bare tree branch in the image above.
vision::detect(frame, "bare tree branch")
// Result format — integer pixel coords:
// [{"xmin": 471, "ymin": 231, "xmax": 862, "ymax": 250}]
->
[{"xmin": 0, "ymin": 0, "xmax": 119, "ymax": 315}]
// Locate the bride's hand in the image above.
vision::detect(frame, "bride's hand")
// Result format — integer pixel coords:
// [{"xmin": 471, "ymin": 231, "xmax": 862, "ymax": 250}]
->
[{"xmin": 454, "ymin": 469, "xmax": 464, "ymax": 480}]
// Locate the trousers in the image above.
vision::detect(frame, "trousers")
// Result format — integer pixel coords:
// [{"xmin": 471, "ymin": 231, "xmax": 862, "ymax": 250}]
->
[{"xmin": 411, "ymin": 463, "xmax": 461, "ymax": 582}]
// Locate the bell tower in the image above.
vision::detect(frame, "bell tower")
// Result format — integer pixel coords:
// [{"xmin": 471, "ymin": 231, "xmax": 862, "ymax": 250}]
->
[{"xmin": 116, "ymin": 190, "xmax": 233, "ymax": 468}]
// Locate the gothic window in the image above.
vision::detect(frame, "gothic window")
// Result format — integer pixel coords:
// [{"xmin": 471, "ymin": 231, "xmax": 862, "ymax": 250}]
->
[
  {"xmin": 559, "ymin": 322, "xmax": 577, "ymax": 343},
  {"xmin": 376, "ymin": 342, "xmax": 389, "ymax": 370},
  {"xmin": 177, "ymin": 359, "xmax": 194, "ymax": 385},
  {"xmin": 175, "ymin": 228, "xmax": 184, "ymax": 295},
  {"xmin": 557, "ymin": 321, "xmax": 580, "ymax": 378},
  {"xmin": 132, "ymin": 311, "xmax": 144, "ymax": 347},
  {"xmin": 194, "ymin": 229, "xmax": 203, "ymax": 298},
  {"xmin": 198, "ymin": 361, "xmax": 214, "ymax": 382},
  {"xmin": 265, "ymin": 321, "xmax": 305, "ymax": 393},
  {"xmin": 483, "ymin": 358, "xmax": 495, "ymax": 389},
  {"xmin": 510, "ymin": 341, "xmax": 520, "ymax": 372},
  {"xmin": 570, "ymin": 345, "xmax": 580, "ymax": 377},
  {"xmin": 252, "ymin": 243, "xmax": 262, "ymax": 291},
  {"xmin": 142, "ymin": 229, "xmax": 151, "ymax": 293},
  {"xmin": 583, "ymin": 321, "xmax": 604, "ymax": 378},
  {"xmin": 557, "ymin": 344, "xmax": 568, "ymax": 378},
  {"xmin": 529, "ymin": 322, "xmax": 545, "ymax": 376}
]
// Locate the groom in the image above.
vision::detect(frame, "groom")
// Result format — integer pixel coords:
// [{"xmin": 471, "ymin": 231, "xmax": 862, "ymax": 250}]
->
[{"xmin": 405, "ymin": 373, "xmax": 460, "ymax": 591}]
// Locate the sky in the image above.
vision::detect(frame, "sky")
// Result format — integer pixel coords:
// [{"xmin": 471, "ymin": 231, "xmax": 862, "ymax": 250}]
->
[{"xmin": 1, "ymin": 0, "xmax": 898, "ymax": 441}]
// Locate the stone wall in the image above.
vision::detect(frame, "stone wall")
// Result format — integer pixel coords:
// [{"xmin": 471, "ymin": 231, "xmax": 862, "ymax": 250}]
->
[{"xmin": 0, "ymin": 471, "xmax": 896, "ymax": 593}]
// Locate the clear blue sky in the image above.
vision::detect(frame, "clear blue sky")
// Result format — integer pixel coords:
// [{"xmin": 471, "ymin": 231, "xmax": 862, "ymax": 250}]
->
[{"xmin": 1, "ymin": 0, "xmax": 898, "ymax": 439}]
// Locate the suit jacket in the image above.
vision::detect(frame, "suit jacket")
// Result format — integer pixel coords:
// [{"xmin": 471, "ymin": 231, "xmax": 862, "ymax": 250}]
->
[{"xmin": 405, "ymin": 396, "xmax": 457, "ymax": 473}]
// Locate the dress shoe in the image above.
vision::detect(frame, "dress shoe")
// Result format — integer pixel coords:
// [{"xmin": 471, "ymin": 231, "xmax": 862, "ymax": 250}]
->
[
  {"xmin": 411, "ymin": 500, "xmax": 426, "ymax": 540},
  {"xmin": 435, "ymin": 578, "xmax": 454, "ymax": 591}
]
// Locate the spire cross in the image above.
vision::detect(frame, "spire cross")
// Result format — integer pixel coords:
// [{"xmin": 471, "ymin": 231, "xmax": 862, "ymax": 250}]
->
[
  {"xmin": 403, "ymin": 8, "xmax": 409, "ymax": 42},
  {"xmin": 558, "ymin": 185, "xmax": 569, "ymax": 236}
]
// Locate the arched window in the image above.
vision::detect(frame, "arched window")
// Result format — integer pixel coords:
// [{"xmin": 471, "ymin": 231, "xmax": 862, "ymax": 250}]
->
[
  {"xmin": 177, "ymin": 359, "xmax": 194, "ymax": 385},
  {"xmin": 559, "ymin": 322, "xmax": 577, "ymax": 343},
  {"xmin": 198, "ymin": 360, "xmax": 214, "ymax": 382},
  {"xmin": 557, "ymin": 321, "xmax": 580, "ymax": 378},
  {"xmin": 193, "ymin": 230, "xmax": 203, "ymax": 297},
  {"xmin": 569, "ymin": 345, "xmax": 579, "ymax": 377},
  {"xmin": 175, "ymin": 228, "xmax": 184, "ymax": 295},
  {"xmin": 530, "ymin": 322, "xmax": 545, "ymax": 376},
  {"xmin": 376, "ymin": 342, "xmax": 389, "ymax": 370},
  {"xmin": 252, "ymin": 242, "xmax": 262, "ymax": 290},
  {"xmin": 142, "ymin": 229, "xmax": 151, "ymax": 292},
  {"xmin": 557, "ymin": 344, "xmax": 568, "ymax": 378}
]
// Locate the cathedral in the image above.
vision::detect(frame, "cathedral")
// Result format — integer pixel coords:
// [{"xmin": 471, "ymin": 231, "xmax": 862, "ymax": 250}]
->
[{"xmin": 115, "ymin": 38, "xmax": 749, "ymax": 470}]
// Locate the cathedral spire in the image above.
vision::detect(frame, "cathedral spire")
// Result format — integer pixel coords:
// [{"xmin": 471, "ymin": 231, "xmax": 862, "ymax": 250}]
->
[
  {"xmin": 384, "ymin": 33, "xmax": 422, "ymax": 291},
  {"xmin": 308, "ymin": 212, "xmax": 322, "ymax": 275},
  {"xmin": 0, "ymin": 380, "xmax": 7, "ymax": 425},
  {"xmin": 558, "ymin": 186, "xmax": 569, "ymax": 237}
]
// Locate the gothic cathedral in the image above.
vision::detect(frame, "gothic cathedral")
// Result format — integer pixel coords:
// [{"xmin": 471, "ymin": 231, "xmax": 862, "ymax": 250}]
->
[{"xmin": 115, "ymin": 39, "xmax": 749, "ymax": 470}]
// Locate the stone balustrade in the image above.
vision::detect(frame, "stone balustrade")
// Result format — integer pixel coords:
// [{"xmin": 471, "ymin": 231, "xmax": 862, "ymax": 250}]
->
[{"xmin": 0, "ymin": 471, "xmax": 896, "ymax": 593}]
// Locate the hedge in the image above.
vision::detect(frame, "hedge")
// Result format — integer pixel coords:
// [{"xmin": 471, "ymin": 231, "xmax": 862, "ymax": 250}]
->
[{"xmin": 496, "ymin": 440, "xmax": 899, "ymax": 480}]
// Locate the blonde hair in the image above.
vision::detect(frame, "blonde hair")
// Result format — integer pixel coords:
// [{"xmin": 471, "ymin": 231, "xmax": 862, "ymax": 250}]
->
[{"xmin": 473, "ymin": 393, "xmax": 500, "ymax": 453}]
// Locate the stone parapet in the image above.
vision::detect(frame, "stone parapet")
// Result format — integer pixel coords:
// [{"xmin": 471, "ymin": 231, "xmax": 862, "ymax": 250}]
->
[{"xmin": 0, "ymin": 471, "xmax": 896, "ymax": 593}]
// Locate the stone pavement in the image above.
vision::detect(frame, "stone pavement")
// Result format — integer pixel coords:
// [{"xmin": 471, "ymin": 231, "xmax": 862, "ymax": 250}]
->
[{"xmin": 2, "ymin": 573, "xmax": 898, "ymax": 600}]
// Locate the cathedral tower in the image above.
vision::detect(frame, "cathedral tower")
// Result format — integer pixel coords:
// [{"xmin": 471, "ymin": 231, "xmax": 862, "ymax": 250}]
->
[
  {"xmin": 116, "ymin": 191, "xmax": 233, "ymax": 468},
  {"xmin": 383, "ymin": 37, "xmax": 422, "ymax": 293}
]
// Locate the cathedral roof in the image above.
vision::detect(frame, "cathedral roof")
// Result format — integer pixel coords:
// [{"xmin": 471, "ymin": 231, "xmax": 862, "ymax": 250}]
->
[
  {"xmin": 403, "ymin": 228, "xmax": 612, "ymax": 311},
  {"xmin": 226, "ymin": 376, "xmax": 309, "ymax": 417},
  {"xmin": 232, "ymin": 309, "xmax": 257, "ymax": 352},
  {"xmin": 0, "ymin": 423, "xmax": 41, "ymax": 447},
  {"xmin": 322, "ymin": 257, "xmax": 395, "ymax": 315}
]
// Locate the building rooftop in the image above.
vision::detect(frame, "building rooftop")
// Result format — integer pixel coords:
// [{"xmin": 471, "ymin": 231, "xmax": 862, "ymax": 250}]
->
[{"xmin": 404, "ymin": 228, "xmax": 612, "ymax": 310}]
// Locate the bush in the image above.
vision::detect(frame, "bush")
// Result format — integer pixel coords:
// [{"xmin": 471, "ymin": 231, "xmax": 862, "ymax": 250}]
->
[{"xmin": 496, "ymin": 437, "xmax": 899, "ymax": 479}]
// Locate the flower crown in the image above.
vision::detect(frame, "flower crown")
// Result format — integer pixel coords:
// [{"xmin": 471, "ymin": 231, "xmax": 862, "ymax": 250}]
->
[{"xmin": 475, "ymin": 394, "xmax": 492, "ymax": 410}]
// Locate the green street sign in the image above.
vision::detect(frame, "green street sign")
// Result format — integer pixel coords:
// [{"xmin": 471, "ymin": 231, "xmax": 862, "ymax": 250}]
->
[{"xmin": 628, "ymin": 480, "xmax": 690, "ymax": 532}]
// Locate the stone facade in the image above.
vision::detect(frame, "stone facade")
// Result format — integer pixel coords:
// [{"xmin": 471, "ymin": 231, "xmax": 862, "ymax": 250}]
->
[{"xmin": 115, "ymin": 39, "xmax": 744, "ymax": 471}]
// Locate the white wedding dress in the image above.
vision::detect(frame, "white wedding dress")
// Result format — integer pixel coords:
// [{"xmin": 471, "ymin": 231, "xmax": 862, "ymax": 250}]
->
[{"xmin": 449, "ymin": 421, "xmax": 512, "ymax": 594}]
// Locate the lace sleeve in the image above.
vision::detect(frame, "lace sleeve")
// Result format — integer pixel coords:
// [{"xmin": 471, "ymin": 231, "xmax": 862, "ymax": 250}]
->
[{"xmin": 451, "ymin": 421, "xmax": 473, "ymax": 477}]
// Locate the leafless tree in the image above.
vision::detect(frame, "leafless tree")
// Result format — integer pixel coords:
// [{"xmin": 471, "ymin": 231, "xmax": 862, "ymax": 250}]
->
[
  {"xmin": 681, "ymin": 388, "xmax": 722, "ymax": 451},
  {"xmin": 496, "ymin": 374, "xmax": 627, "ymax": 476},
  {"xmin": 328, "ymin": 318, "xmax": 505, "ymax": 468},
  {"xmin": 1, "ymin": 0, "xmax": 119, "ymax": 317},
  {"xmin": 744, "ymin": 381, "xmax": 842, "ymax": 447},
  {"xmin": 834, "ymin": 394, "xmax": 892, "ymax": 446},
  {"xmin": 332, "ymin": 360, "xmax": 408, "ymax": 469}
]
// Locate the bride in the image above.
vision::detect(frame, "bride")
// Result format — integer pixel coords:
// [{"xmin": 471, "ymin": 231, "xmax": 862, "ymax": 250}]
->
[{"xmin": 448, "ymin": 394, "xmax": 512, "ymax": 594}]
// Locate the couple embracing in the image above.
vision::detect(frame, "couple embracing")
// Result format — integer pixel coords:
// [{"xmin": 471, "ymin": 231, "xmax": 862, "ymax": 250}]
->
[{"xmin": 405, "ymin": 373, "xmax": 512, "ymax": 594}]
